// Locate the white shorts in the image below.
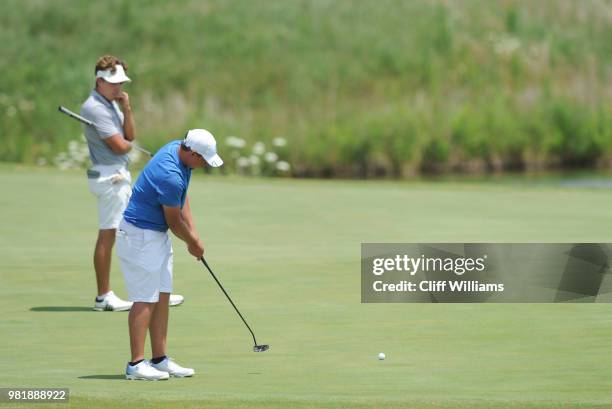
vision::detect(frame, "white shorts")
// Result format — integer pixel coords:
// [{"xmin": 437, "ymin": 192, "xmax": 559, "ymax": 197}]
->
[
  {"xmin": 87, "ymin": 164, "xmax": 132, "ymax": 230},
  {"xmin": 116, "ymin": 219, "xmax": 174, "ymax": 303}
]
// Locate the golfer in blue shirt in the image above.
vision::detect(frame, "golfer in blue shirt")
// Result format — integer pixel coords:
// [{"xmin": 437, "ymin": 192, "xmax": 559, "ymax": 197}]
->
[{"xmin": 116, "ymin": 129, "xmax": 223, "ymax": 380}]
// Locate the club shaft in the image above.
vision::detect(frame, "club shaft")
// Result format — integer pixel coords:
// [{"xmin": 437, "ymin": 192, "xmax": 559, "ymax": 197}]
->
[
  {"xmin": 58, "ymin": 105, "xmax": 94, "ymax": 126},
  {"xmin": 132, "ymin": 145, "xmax": 153, "ymax": 157},
  {"xmin": 58, "ymin": 105, "xmax": 153, "ymax": 157},
  {"xmin": 201, "ymin": 258, "xmax": 259, "ymax": 346}
]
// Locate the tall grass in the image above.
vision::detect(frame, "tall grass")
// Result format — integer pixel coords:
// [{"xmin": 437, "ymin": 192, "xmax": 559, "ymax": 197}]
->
[{"xmin": 0, "ymin": 0, "xmax": 610, "ymax": 177}]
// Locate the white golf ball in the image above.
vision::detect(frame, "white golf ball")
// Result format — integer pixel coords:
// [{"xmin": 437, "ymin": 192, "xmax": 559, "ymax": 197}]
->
[{"xmin": 378, "ymin": 352, "xmax": 386, "ymax": 360}]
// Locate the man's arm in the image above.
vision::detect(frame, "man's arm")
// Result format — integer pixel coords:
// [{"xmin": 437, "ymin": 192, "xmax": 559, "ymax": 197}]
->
[
  {"xmin": 104, "ymin": 133, "xmax": 132, "ymax": 154},
  {"xmin": 83, "ymin": 104, "xmax": 133, "ymax": 153},
  {"xmin": 117, "ymin": 92, "xmax": 135, "ymax": 141},
  {"xmin": 181, "ymin": 195, "xmax": 196, "ymax": 232},
  {"xmin": 163, "ymin": 205, "xmax": 204, "ymax": 259}
]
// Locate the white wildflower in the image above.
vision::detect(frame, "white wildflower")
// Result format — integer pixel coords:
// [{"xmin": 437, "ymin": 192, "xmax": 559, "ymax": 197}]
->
[
  {"xmin": 272, "ymin": 137, "xmax": 287, "ymax": 147},
  {"xmin": 226, "ymin": 136, "xmax": 247, "ymax": 149},
  {"xmin": 264, "ymin": 152, "xmax": 278, "ymax": 163},
  {"xmin": 276, "ymin": 161, "xmax": 291, "ymax": 172},
  {"xmin": 252, "ymin": 142, "xmax": 265, "ymax": 155},
  {"xmin": 236, "ymin": 157, "xmax": 249, "ymax": 167}
]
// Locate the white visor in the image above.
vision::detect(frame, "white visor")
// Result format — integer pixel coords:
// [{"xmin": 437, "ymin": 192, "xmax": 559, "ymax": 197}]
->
[{"xmin": 96, "ymin": 64, "xmax": 131, "ymax": 84}]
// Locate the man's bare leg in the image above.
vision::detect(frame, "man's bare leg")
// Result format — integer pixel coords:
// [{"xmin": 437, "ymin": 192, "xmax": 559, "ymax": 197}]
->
[
  {"xmin": 147, "ymin": 293, "xmax": 193, "ymax": 377},
  {"xmin": 94, "ymin": 229, "xmax": 115, "ymax": 296},
  {"xmin": 128, "ymin": 302, "xmax": 155, "ymax": 362},
  {"xmin": 150, "ymin": 293, "xmax": 170, "ymax": 358}
]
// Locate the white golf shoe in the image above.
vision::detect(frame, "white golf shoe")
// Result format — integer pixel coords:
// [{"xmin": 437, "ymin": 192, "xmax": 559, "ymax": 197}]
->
[
  {"xmin": 125, "ymin": 361, "xmax": 169, "ymax": 381},
  {"xmin": 151, "ymin": 357, "xmax": 195, "ymax": 378},
  {"xmin": 125, "ymin": 359, "xmax": 170, "ymax": 381},
  {"xmin": 93, "ymin": 291, "xmax": 133, "ymax": 312},
  {"xmin": 169, "ymin": 294, "xmax": 185, "ymax": 307}
]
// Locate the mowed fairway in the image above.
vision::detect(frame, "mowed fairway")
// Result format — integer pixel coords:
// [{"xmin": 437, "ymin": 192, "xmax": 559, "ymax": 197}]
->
[{"xmin": 1, "ymin": 166, "xmax": 612, "ymax": 409}]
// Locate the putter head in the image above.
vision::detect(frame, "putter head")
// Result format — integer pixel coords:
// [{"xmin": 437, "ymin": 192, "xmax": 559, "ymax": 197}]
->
[{"xmin": 254, "ymin": 344, "xmax": 269, "ymax": 353}]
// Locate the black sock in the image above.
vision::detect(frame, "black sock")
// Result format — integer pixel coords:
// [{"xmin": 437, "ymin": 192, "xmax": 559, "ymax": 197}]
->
[
  {"xmin": 128, "ymin": 359, "xmax": 144, "ymax": 367},
  {"xmin": 151, "ymin": 355, "xmax": 166, "ymax": 364}
]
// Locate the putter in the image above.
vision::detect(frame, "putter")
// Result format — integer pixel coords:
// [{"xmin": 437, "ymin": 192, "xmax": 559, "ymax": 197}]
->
[
  {"xmin": 58, "ymin": 105, "xmax": 153, "ymax": 157},
  {"xmin": 200, "ymin": 258, "xmax": 269, "ymax": 353}
]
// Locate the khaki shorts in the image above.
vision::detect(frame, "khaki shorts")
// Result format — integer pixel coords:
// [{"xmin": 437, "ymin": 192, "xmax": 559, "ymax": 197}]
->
[
  {"xmin": 116, "ymin": 219, "xmax": 174, "ymax": 303},
  {"xmin": 87, "ymin": 165, "xmax": 132, "ymax": 230}
]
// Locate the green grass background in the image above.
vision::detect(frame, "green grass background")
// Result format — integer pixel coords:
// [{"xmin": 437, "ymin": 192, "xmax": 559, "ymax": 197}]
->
[
  {"xmin": 1, "ymin": 0, "xmax": 611, "ymax": 175},
  {"xmin": 1, "ymin": 166, "xmax": 612, "ymax": 408}
]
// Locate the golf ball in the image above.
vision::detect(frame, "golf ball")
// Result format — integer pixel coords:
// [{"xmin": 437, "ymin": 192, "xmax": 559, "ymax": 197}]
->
[{"xmin": 378, "ymin": 352, "xmax": 386, "ymax": 360}]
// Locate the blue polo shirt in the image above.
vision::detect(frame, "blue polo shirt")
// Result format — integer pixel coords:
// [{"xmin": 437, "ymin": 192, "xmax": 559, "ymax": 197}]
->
[{"xmin": 123, "ymin": 140, "xmax": 191, "ymax": 232}]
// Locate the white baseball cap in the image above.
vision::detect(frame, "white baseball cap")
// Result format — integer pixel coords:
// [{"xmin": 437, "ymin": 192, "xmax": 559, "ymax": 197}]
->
[
  {"xmin": 184, "ymin": 129, "xmax": 223, "ymax": 167},
  {"xmin": 96, "ymin": 64, "xmax": 131, "ymax": 84}
]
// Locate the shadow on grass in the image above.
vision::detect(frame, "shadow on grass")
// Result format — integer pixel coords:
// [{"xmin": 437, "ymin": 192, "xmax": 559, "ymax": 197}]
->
[
  {"xmin": 30, "ymin": 306, "xmax": 93, "ymax": 312},
  {"xmin": 79, "ymin": 375, "xmax": 125, "ymax": 380}
]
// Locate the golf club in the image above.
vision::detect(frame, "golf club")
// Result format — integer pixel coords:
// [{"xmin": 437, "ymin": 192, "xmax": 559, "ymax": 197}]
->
[
  {"xmin": 200, "ymin": 258, "xmax": 269, "ymax": 353},
  {"xmin": 58, "ymin": 105, "xmax": 153, "ymax": 158}
]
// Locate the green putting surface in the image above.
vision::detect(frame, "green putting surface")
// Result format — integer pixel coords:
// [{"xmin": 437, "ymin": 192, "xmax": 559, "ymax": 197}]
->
[{"xmin": 1, "ymin": 166, "xmax": 611, "ymax": 408}]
